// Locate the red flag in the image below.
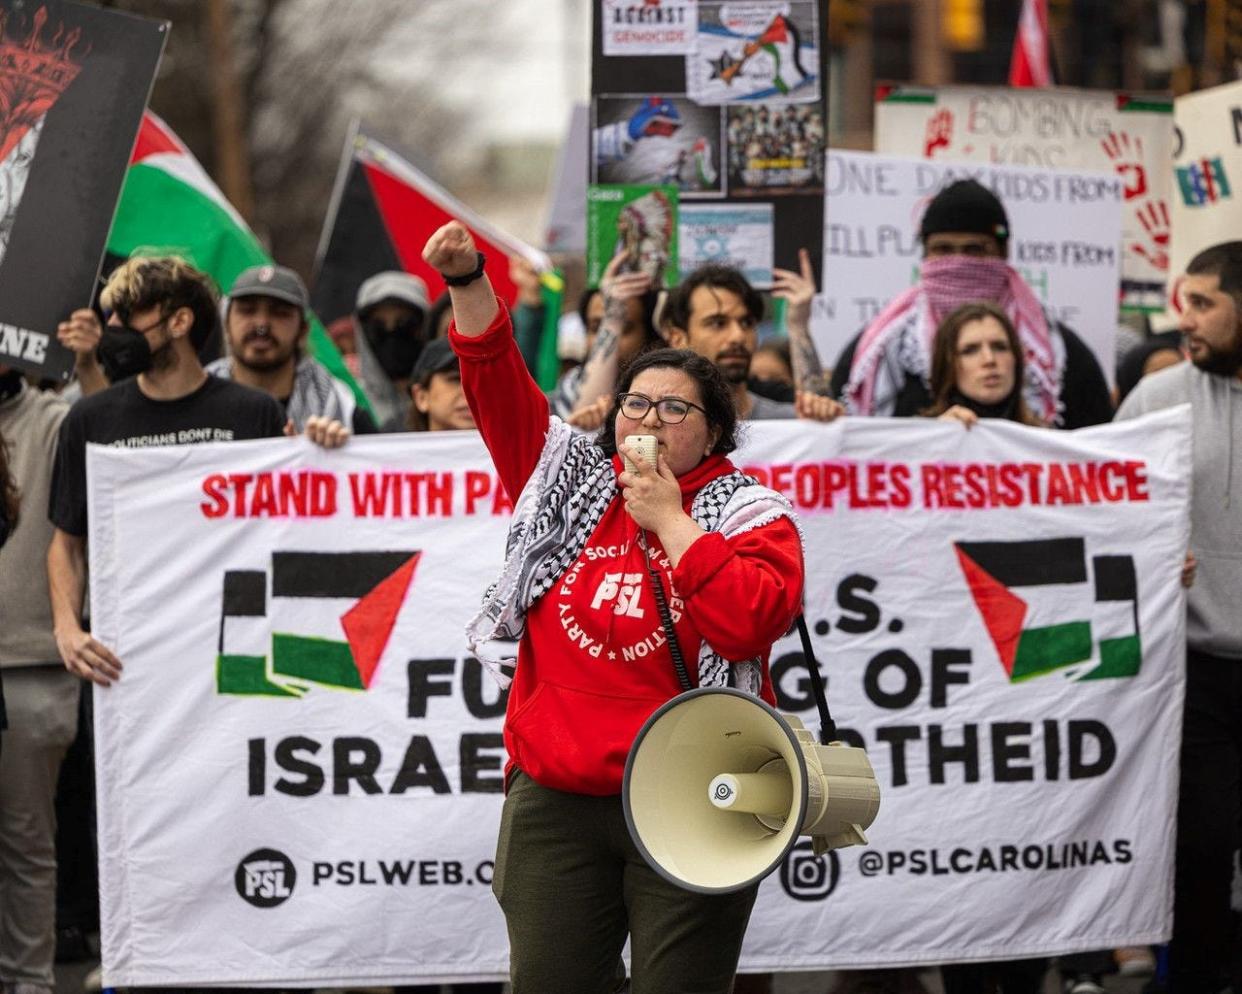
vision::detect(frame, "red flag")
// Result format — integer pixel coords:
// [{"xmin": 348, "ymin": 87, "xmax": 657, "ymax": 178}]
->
[
  {"xmin": 1008, "ymin": 0, "xmax": 1052, "ymax": 88},
  {"xmin": 311, "ymin": 126, "xmax": 550, "ymax": 326}
]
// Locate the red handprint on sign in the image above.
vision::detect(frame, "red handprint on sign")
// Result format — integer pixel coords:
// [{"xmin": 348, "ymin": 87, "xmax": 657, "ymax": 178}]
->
[
  {"xmin": 1101, "ymin": 131, "xmax": 1148, "ymax": 201},
  {"xmin": 1130, "ymin": 199, "xmax": 1170, "ymax": 273},
  {"xmin": 923, "ymin": 108, "xmax": 953, "ymax": 158}
]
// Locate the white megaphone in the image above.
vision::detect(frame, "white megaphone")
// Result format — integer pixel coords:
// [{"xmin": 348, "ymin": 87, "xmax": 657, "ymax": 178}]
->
[{"xmin": 623, "ymin": 687, "xmax": 880, "ymax": 894}]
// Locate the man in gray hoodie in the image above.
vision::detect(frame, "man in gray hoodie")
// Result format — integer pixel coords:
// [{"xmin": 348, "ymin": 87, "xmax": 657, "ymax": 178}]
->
[{"xmin": 1116, "ymin": 240, "xmax": 1242, "ymax": 993}]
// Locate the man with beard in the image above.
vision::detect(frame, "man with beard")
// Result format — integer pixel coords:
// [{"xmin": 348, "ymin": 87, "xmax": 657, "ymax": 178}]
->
[
  {"xmin": 664, "ymin": 262, "xmax": 842, "ymax": 421},
  {"xmin": 207, "ymin": 264, "xmax": 376, "ymax": 433},
  {"xmin": 1116, "ymin": 241, "xmax": 1242, "ymax": 994},
  {"xmin": 47, "ymin": 256, "xmax": 347, "ymax": 688},
  {"xmin": 828, "ymin": 179, "xmax": 1113, "ymax": 429},
  {"xmin": 353, "ymin": 271, "xmax": 432, "ymax": 431}
]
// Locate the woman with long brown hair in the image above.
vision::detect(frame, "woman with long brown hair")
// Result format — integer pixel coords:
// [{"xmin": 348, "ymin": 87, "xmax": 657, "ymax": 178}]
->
[{"xmin": 923, "ymin": 301, "xmax": 1045, "ymax": 428}]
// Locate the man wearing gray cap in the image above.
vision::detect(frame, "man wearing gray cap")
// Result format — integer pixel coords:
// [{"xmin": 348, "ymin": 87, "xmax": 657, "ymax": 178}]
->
[
  {"xmin": 208, "ymin": 263, "xmax": 376, "ymax": 434},
  {"xmin": 353, "ymin": 270, "xmax": 431, "ymax": 430}
]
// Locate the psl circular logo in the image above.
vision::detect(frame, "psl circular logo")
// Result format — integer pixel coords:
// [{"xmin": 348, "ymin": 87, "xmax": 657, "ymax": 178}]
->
[
  {"xmin": 235, "ymin": 848, "xmax": 296, "ymax": 908},
  {"xmin": 779, "ymin": 841, "xmax": 840, "ymax": 902}
]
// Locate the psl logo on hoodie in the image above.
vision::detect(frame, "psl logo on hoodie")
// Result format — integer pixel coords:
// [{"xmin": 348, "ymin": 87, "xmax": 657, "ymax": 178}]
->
[
  {"xmin": 954, "ymin": 537, "xmax": 1141, "ymax": 682},
  {"xmin": 215, "ymin": 551, "xmax": 421, "ymax": 697}
]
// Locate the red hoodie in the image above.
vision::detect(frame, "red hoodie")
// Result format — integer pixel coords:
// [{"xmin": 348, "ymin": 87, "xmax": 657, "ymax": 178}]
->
[{"xmin": 451, "ymin": 305, "xmax": 804, "ymax": 795}]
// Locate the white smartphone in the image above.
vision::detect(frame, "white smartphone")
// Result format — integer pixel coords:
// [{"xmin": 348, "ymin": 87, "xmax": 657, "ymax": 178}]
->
[{"xmin": 622, "ymin": 434, "xmax": 658, "ymax": 475}]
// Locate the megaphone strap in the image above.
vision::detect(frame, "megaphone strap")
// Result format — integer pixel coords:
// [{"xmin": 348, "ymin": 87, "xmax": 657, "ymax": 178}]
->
[
  {"xmin": 637, "ymin": 528, "xmax": 693, "ymax": 692},
  {"xmin": 795, "ymin": 614, "xmax": 837, "ymax": 745}
]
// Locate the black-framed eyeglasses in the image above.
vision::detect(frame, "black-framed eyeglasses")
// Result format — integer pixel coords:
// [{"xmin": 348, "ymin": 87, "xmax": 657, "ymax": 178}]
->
[{"xmin": 617, "ymin": 392, "xmax": 706, "ymax": 424}]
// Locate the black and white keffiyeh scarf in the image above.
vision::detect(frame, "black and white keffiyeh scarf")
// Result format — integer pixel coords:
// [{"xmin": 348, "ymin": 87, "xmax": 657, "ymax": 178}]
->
[
  {"xmin": 206, "ymin": 354, "xmax": 353, "ymax": 431},
  {"xmin": 466, "ymin": 418, "xmax": 802, "ymax": 698}
]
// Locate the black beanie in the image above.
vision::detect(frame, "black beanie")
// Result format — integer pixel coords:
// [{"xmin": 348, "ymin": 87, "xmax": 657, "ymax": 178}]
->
[{"xmin": 919, "ymin": 179, "xmax": 1010, "ymax": 246}]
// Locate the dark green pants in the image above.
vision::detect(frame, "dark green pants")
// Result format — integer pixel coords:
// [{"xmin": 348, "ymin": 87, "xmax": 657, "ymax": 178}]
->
[{"xmin": 493, "ymin": 771, "xmax": 759, "ymax": 994}]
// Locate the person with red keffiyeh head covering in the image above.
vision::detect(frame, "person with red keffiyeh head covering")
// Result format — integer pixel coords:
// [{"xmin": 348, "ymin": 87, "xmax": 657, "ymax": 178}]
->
[{"xmin": 827, "ymin": 179, "xmax": 1113, "ymax": 429}]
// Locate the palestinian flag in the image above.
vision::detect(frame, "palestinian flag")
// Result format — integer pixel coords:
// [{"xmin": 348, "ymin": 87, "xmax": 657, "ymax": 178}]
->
[
  {"xmin": 312, "ymin": 125, "xmax": 565, "ymax": 389},
  {"xmin": 955, "ymin": 538, "xmax": 1141, "ymax": 683},
  {"xmin": 217, "ymin": 550, "xmax": 421, "ymax": 698},
  {"xmin": 754, "ymin": 14, "xmax": 809, "ymax": 96},
  {"xmin": 106, "ymin": 112, "xmax": 369, "ymax": 412}
]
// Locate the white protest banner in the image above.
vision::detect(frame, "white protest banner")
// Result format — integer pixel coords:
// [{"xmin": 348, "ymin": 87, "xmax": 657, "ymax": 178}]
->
[
  {"xmin": 602, "ymin": 0, "xmax": 698, "ymax": 56},
  {"xmin": 91, "ymin": 433, "xmax": 514, "ymax": 987},
  {"xmin": 874, "ymin": 84, "xmax": 1174, "ymax": 313},
  {"xmin": 680, "ymin": 203, "xmax": 774, "ymax": 286},
  {"xmin": 1170, "ymin": 79, "xmax": 1242, "ymax": 285},
  {"xmin": 92, "ymin": 412, "xmax": 1188, "ymax": 981},
  {"xmin": 818, "ymin": 150, "xmax": 1123, "ymax": 387}
]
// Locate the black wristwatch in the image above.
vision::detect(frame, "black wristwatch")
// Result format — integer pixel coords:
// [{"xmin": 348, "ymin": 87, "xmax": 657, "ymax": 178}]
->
[{"xmin": 441, "ymin": 251, "xmax": 486, "ymax": 287}]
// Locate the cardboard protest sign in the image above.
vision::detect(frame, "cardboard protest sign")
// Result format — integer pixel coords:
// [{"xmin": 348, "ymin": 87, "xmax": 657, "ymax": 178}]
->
[
  {"xmin": 601, "ymin": 0, "xmax": 697, "ymax": 57},
  {"xmin": 593, "ymin": 94, "xmax": 725, "ymax": 196},
  {"xmin": 817, "ymin": 150, "xmax": 1123, "ymax": 386},
  {"xmin": 586, "ymin": 182, "xmax": 679, "ymax": 287},
  {"xmin": 679, "ymin": 203, "xmax": 774, "ymax": 286},
  {"xmin": 874, "ymin": 84, "xmax": 1174, "ymax": 313},
  {"xmin": 0, "ymin": 1, "xmax": 165, "ymax": 381},
  {"xmin": 592, "ymin": 0, "xmax": 827, "ymax": 283},
  {"xmin": 1169, "ymin": 79, "xmax": 1242, "ymax": 287},
  {"xmin": 91, "ymin": 413, "xmax": 1187, "ymax": 983}
]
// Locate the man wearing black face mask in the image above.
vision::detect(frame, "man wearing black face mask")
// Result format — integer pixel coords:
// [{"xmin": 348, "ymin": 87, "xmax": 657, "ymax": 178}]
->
[
  {"xmin": 353, "ymin": 270, "xmax": 431, "ymax": 430},
  {"xmin": 46, "ymin": 256, "xmax": 289, "ymax": 689}
]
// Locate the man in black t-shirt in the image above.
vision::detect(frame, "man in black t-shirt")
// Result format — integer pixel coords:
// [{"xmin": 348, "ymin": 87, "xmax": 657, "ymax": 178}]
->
[{"xmin": 47, "ymin": 255, "xmax": 348, "ymax": 688}]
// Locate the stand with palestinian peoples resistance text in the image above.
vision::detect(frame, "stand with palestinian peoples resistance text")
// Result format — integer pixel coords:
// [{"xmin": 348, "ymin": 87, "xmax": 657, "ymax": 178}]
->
[
  {"xmin": 591, "ymin": 0, "xmax": 827, "ymax": 291},
  {"xmin": 0, "ymin": 1, "xmax": 166, "ymax": 381}
]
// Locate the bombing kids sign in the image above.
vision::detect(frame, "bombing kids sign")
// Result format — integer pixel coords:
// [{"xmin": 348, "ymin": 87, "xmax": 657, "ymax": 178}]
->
[
  {"xmin": 874, "ymin": 84, "xmax": 1174, "ymax": 313},
  {"xmin": 90, "ymin": 413, "xmax": 1189, "ymax": 983}
]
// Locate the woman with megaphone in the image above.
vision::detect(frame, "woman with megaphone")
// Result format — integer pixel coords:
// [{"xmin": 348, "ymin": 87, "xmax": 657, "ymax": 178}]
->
[{"xmin": 424, "ymin": 221, "xmax": 805, "ymax": 994}]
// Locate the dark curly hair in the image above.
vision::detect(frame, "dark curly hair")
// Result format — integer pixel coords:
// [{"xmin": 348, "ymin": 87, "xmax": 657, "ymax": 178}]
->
[
  {"xmin": 594, "ymin": 348, "xmax": 740, "ymax": 457},
  {"xmin": 101, "ymin": 255, "xmax": 220, "ymax": 351}
]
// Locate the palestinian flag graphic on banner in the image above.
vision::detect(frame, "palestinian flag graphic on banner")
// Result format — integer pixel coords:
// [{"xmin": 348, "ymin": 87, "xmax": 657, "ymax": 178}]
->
[
  {"xmin": 955, "ymin": 537, "xmax": 1142, "ymax": 683},
  {"xmin": 311, "ymin": 124, "xmax": 564, "ymax": 388},
  {"xmin": 106, "ymin": 112, "xmax": 369, "ymax": 412},
  {"xmin": 217, "ymin": 550, "xmax": 421, "ymax": 698}
]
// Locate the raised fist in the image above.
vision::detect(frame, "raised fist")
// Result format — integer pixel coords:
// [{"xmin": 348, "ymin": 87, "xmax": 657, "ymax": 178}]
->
[
  {"xmin": 422, "ymin": 221, "xmax": 479, "ymax": 278},
  {"xmin": 627, "ymin": 97, "xmax": 682, "ymax": 141}
]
